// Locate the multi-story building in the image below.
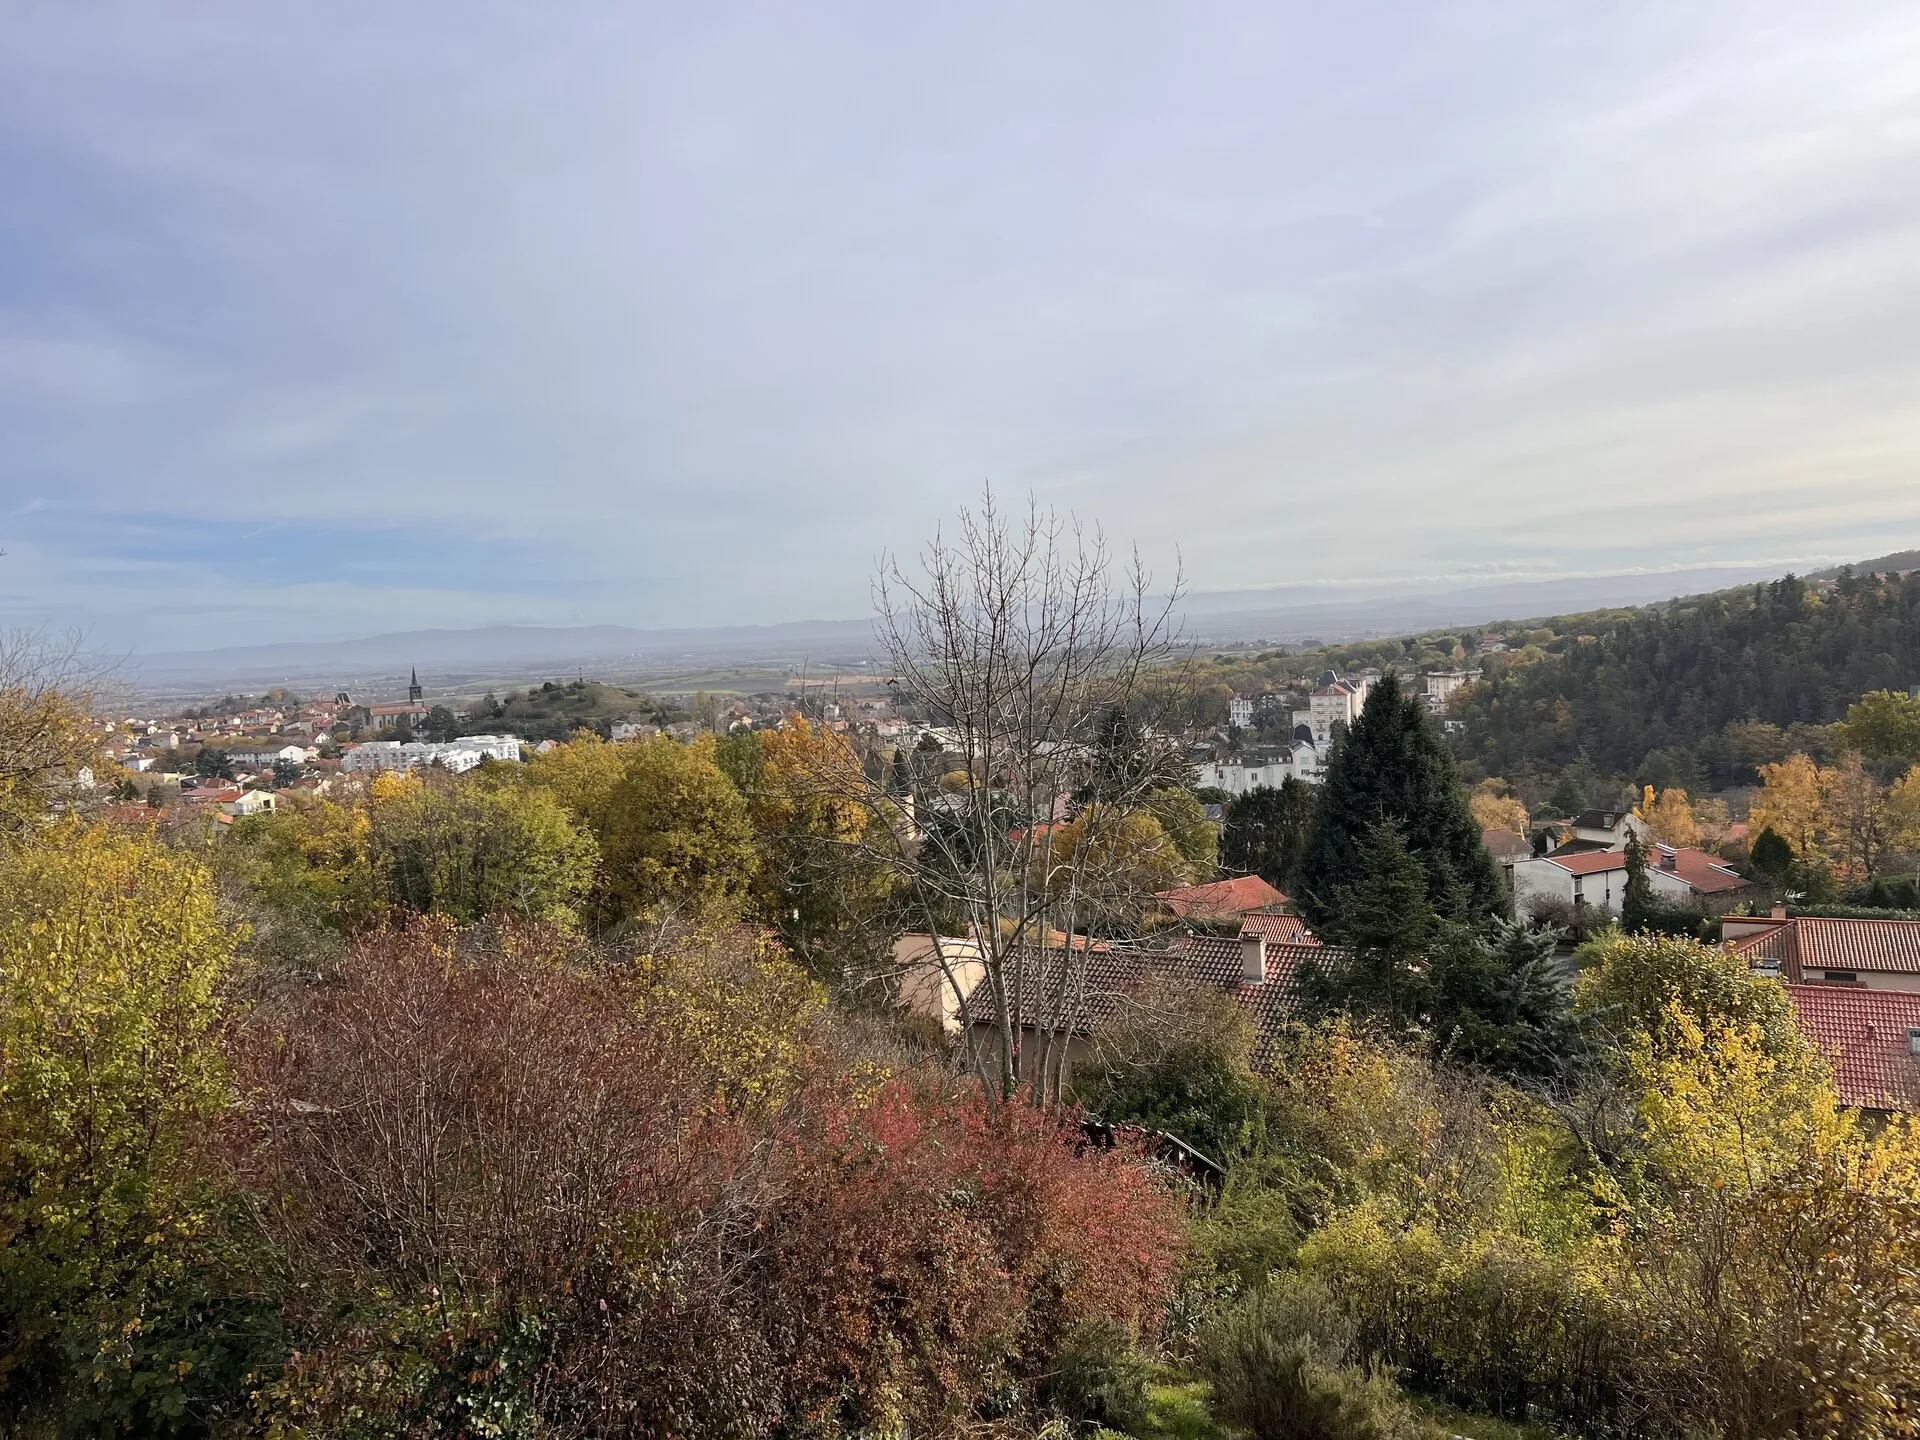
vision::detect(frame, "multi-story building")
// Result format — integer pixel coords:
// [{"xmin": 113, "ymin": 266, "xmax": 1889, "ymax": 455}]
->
[
  {"xmin": 1292, "ymin": 670, "xmax": 1375, "ymax": 748},
  {"xmin": 341, "ymin": 735, "xmax": 523, "ymax": 775},
  {"xmin": 1421, "ymin": 669, "xmax": 1481, "ymax": 715},
  {"xmin": 1196, "ymin": 739, "xmax": 1324, "ymax": 795}
]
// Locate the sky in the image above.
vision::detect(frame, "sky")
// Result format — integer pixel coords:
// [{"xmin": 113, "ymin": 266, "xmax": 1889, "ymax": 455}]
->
[{"xmin": 3, "ymin": 3, "xmax": 1920, "ymax": 652}]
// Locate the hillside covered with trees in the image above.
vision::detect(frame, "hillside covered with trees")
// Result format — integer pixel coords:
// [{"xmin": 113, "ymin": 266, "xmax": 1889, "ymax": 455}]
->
[{"xmin": 1451, "ymin": 569, "xmax": 1920, "ymax": 803}]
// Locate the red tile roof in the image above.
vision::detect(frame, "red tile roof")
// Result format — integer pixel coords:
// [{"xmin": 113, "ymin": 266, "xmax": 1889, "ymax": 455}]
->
[
  {"xmin": 1656, "ymin": 848, "xmax": 1751, "ymax": 895},
  {"xmin": 1539, "ymin": 845, "xmax": 1749, "ymax": 894},
  {"xmin": 1543, "ymin": 849, "xmax": 1629, "ymax": 877},
  {"xmin": 1785, "ymin": 983, "xmax": 1920, "ymax": 1111},
  {"xmin": 1733, "ymin": 916, "xmax": 1920, "ymax": 978},
  {"xmin": 1239, "ymin": 911, "xmax": 1318, "ymax": 946},
  {"xmin": 962, "ymin": 925, "xmax": 1337, "ymax": 1071},
  {"xmin": 1155, "ymin": 874, "xmax": 1288, "ymax": 920}
]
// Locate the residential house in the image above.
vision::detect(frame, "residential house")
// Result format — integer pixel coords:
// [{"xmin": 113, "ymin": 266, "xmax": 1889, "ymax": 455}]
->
[
  {"xmin": 1481, "ymin": 827, "xmax": 1531, "ymax": 886},
  {"xmin": 229, "ymin": 744, "xmax": 315, "ymax": 767},
  {"xmin": 1228, "ymin": 695, "xmax": 1255, "ymax": 729},
  {"xmin": 960, "ymin": 920, "xmax": 1334, "ymax": 1090},
  {"xmin": 221, "ymin": 790, "xmax": 278, "ymax": 817},
  {"xmin": 1727, "ymin": 916, "xmax": 1920, "ymax": 991},
  {"xmin": 1560, "ymin": 808, "xmax": 1653, "ymax": 852},
  {"xmin": 891, "ymin": 933, "xmax": 989, "ymax": 1034},
  {"xmin": 1512, "ymin": 843, "xmax": 1755, "ymax": 918},
  {"xmin": 1195, "ymin": 738, "xmax": 1323, "ymax": 794},
  {"xmin": 341, "ymin": 735, "xmax": 523, "ymax": 774}
]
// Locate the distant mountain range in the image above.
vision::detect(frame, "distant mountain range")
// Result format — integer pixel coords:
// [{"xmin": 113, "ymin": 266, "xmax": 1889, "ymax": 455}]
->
[
  {"xmin": 128, "ymin": 553, "xmax": 1916, "ymax": 693},
  {"xmin": 129, "ymin": 619, "xmax": 879, "ymax": 690}
]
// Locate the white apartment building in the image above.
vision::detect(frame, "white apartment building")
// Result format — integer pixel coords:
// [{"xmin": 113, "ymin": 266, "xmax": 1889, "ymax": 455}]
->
[
  {"xmin": 1196, "ymin": 740, "xmax": 1324, "ymax": 795},
  {"xmin": 341, "ymin": 735, "xmax": 523, "ymax": 774},
  {"xmin": 1228, "ymin": 696, "xmax": 1255, "ymax": 729}
]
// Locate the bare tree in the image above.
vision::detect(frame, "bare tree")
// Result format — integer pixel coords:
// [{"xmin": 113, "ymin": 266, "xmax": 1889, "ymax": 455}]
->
[{"xmin": 858, "ymin": 490, "xmax": 1195, "ymax": 1107}]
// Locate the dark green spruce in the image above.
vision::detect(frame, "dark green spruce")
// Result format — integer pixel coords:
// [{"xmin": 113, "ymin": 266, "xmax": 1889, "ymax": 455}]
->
[{"xmin": 1293, "ymin": 670, "xmax": 1506, "ymax": 928}]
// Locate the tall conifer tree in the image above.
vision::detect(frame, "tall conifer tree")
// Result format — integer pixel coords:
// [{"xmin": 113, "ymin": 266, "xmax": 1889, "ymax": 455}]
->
[{"xmin": 1294, "ymin": 670, "xmax": 1506, "ymax": 928}]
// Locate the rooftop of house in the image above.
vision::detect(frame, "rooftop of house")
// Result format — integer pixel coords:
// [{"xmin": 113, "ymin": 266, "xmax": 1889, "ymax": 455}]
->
[
  {"xmin": 1536, "ymin": 848, "xmax": 1631, "ymax": 876},
  {"xmin": 1785, "ymin": 982, "xmax": 1920, "ymax": 1111},
  {"xmin": 1482, "ymin": 827, "xmax": 1531, "ymax": 860},
  {"xmin": 1569, "ymin": 809, "xmax": 1633, "ymax": 830},
  {"xmin": 962, "ymin": 922, "xmax": 1334, "ymax": 1069},
  {"xmin": 1154, "ymin": 874, "xmax": 1288, "ymax": 920},
  {"xmin": 1530, "ymin": 844, "xmax": 1749, "ymax": 893},
  {"xmin": 1732, "ymin": 916, "xmax": 1920, "ymax": 977},
  {"xmin": 1238, "ymin": 911, "xmax": 1317, "ymax": 945}
]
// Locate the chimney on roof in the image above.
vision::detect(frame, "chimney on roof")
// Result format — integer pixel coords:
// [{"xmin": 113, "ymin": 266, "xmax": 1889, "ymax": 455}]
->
[
  {"xmin": 1772, "ymin": 904, "xmax": 1788, "ymax": 921},
  {"xmin": 1241, "ymin": 931, "xmax": 1268, "ymax": 985},
  {"xmin": 1659, "ymin": 848, "xmax": 1677, "ymax": 871}
]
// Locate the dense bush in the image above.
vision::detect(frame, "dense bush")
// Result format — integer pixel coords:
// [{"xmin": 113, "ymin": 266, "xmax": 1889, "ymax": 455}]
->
[
  {"xmin": 1198, "ymin": 1279, "xmax": 1441, "ymax": 1440},
  {"xmin": 0, "ymin": 824, "xmax": 278, "ymax": 1434},
  {"xmin": 233, "ymin": 919, "xmax": 1187, "ymax": 1437},
  {"xmin": 1036, "ymin": 1318, "xmax": 1154, "ymax": 1434}
]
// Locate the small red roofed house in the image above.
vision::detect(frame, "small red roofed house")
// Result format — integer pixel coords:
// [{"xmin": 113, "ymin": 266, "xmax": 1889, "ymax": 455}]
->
[
  {"xmin": 1729, "ymin": 916, "xmax": 1920, "ymax": 991},
  {"xmin": 1513, "ymin": 844, "xmax": 1757, "ymax": 918},
  {"xmin": 1154, "ymin": 874, "xmax": 1288, "ymax": 923}
]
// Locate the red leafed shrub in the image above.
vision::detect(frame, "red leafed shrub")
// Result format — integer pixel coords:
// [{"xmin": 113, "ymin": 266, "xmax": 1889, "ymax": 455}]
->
[
  {"xmin": 758, "ymin": 1079, "xmax": 1188, "ymax": 1434},
  {"xmin": 233, "ymin": 917, "xmax": 1186, "ymax": 1437}
]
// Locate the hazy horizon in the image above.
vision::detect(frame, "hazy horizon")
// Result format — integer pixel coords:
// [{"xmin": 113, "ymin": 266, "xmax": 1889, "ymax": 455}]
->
[{"xmin": 6, "ymin": 4, "xmax": 1920, "ymax": 649}]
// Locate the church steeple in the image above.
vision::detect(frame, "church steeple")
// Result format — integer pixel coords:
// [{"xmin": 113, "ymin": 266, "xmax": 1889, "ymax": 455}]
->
[{"xmin": 408, "ymin": 667, "xmax": 423, "ymax": 704}]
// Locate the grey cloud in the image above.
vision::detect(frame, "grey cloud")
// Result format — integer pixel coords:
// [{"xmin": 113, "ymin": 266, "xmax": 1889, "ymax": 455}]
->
[{"xmin": 1, "ymin": 2, "xmax": 1918, "ymax": 646}]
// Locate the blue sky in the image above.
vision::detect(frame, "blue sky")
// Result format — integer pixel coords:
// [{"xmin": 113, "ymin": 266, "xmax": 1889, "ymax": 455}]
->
[{"xmin": 3, "ymin": 3, "xmax": 1920, "ymax": 650}]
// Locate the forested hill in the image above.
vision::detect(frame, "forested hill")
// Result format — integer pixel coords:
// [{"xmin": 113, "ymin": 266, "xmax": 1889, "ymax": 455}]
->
[{"xmin": 1452, "ymin": 569, "xmax": 1920, "ymax": 793}]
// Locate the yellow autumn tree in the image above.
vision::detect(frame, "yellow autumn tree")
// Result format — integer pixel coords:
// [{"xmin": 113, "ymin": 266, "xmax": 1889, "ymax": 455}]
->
[
  {"xmin": 365, "ymin": 769, "xmax": 598, "ymax": 927},
  {"xmin": 522, "ymin": 731, "xmax": 759, "ymax": 928},
  {"xmin": 1820, "ymin": 751, "xmax": 1892, "ymax": 888},
  {"xmin": 1030, "ymin": 804, "xmax": 1191, "ymax": 933},
  {"xmin": 1469, "ymin": 779, "xmax": 1528, "ymax": 837},
  {"xmin": 746, "ymin": 718, "xmax": 897, "ymax": 974},
  {"xmin": 1611, "ymin": 1005, "xmax": 1920, "ymax": 1435},
  {"xmin": 596, "ymin": 734, "xmax": 758, "ymax": 926},
  {"xmin": 1636, "ymin": 784, "xmax": 1700, "ymax": 848},
  {"xmin": 1751, "ymin": 752, "xmax": 1827, "ymax": 862},
  {"xmin": 1691, "ymin": 795, "xmax": 1731, "ymax": 850},
  {"xmin": 1889, "ymin": 763, "xmax": 1920, "ymax": 852},
  {"xmin": 519, "ymin": 728, "xmax": 631, "ymax": 833},
  {"xmin": 0, "ymin": 824, "xmax": 238, "ymax": 1423},
  {"xmin": 0, "ymin": 686, "xmax": 96, "ymax": 840}
]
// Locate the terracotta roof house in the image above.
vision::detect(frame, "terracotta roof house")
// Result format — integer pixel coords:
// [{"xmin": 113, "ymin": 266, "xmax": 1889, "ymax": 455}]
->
[
  {"xmin": 1784, "ymin": 983, "xmax": 1920, "ymax": 1111},
  {"xmin": 1729, "ymin": 916, "xmax": 1920, "ymax": 991},
  {"xmin": 961, "ymin": 923, "xmax": 1333, "ymax": 1078},
  {"xmin": 1513, "ymin": 844, "xmax": 1757, "ymax": 918},
  {"xmin": 891, "ymin": 933, "xmax": 988, "ymax": 1034},
  {"xmin": 1154, "ymin": 874, "xmax": 1289, "ymax": 922}
]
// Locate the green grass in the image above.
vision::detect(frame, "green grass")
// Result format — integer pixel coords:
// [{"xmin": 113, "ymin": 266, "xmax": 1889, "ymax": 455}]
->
[
  {"xmin": 1097, "ymin": 1370, "xmax": 1238, "ymax": 1440},
  {"xmin": 1093, "ymin": 1368, "xmax": 1562, "ymax": 1440},
  {"xmin": 1410, "ymin": 1395, "xmax": 1564, "ymax": 1440}
]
